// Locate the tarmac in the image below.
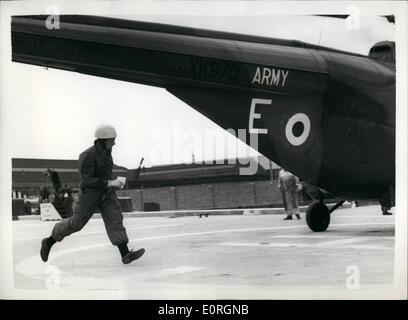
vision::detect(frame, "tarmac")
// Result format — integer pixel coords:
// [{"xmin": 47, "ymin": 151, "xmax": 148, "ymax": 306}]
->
[{"xmin": 12, "ymin": 205, "xmax": 396, "ymax": 299}]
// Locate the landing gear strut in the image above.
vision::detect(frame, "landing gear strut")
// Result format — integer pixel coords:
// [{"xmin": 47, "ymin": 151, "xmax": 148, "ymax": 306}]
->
[{"xmin": 305, "ymin": 190, "xmax": 344, "ymax": 232}]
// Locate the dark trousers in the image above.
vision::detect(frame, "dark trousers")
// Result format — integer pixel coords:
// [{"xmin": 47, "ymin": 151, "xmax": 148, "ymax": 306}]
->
[{"xmin": 52, "ymin": 187, "xmax": 128, "ymax": 246}]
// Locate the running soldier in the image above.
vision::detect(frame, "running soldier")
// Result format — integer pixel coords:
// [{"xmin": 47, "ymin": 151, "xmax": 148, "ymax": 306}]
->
[{"xmin": 40, "ymin": 124, "xmax": 145, "ymax": 264}]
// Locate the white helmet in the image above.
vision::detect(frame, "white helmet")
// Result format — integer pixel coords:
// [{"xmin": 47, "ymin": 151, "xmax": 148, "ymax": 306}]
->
[{"xmin": 94, "ymin": 124, "xmax": 117, "ymax": 139}]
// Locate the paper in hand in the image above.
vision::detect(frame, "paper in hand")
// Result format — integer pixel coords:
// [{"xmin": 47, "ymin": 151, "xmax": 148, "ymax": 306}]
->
[{"xmin": 117, "ymin": 176, "xmax": 127, "ymax": 189}]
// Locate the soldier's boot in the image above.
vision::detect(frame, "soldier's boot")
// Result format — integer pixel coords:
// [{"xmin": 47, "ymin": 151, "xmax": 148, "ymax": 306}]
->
[
  {"xmin": 40, "ymin": 236, "xmax": 56, "ymax": 262},
  {"xmin": 122, "ymin": 248, "xmax": 145, "ymax": 264}
]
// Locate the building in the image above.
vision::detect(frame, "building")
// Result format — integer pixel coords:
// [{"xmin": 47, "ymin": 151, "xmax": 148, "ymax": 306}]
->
[
  {"xmin": 12, "ymin": 158, "xmax": 128, "ymax": 197},
  {"xmin": 118, "ymin": 156, "xmax": 290, "ymax": 211},
  {"xmin": 12, "ymin": 156, "xmax": 308, "ymax": 212}
]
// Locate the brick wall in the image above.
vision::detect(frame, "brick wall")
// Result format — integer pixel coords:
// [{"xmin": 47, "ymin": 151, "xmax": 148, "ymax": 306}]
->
[
  {"xmin": 117, "ymin": 179, "xmax": 283, "ymax": 211},
  {"xmin": 175, "ymin": 184, "xmax": 213, "ymax": 210},
  {"xmin": 120, "ymin": 187, "xmax": 177, "ymax": 211},
  {"xmin": 254, "ymin": 180, "xmax": 282, "ymax": 205},
  {"xmin": 213, "ymin": 182, "xmax": 255, "ymax": 208}
]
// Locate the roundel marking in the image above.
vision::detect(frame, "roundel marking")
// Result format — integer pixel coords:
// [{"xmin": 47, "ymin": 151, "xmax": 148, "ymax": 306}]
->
[{"xmin": 285, "ymin": 113, "xmax": 311, "ymax": 146}]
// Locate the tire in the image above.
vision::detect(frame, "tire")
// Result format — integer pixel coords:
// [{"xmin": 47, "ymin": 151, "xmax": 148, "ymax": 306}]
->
[{"xmin": 306, "ymin": 201, "xmax": 330, "ymax": 232}]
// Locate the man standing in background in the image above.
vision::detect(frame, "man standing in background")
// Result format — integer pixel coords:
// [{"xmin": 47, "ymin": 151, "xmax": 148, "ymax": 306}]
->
[
  {"xmin": 39, "ymin": 185, "xmax": 49, "ymax": 203},
  {"xmin": 278, "ymin": 168, "xmax": 302, "ymax": 220}
]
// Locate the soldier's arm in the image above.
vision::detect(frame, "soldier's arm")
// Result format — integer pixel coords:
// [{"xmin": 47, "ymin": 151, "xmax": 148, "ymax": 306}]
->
[{"xmin": 79, "ymin": 153, "xmax": 109, "ymax": 188}]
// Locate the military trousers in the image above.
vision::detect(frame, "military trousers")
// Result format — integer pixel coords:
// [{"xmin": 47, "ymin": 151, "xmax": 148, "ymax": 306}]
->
[{"xmin": 52, "ymin": 187, "xmax": 129, "ymax": 246}]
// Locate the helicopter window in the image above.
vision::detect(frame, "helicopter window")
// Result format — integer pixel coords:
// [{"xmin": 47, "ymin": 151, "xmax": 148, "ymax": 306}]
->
[{"xmin": 369, "ymin": 45, "xmax": 394, "ymax": 63}]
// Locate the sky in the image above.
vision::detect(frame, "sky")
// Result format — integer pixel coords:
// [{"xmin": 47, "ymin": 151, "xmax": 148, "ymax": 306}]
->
[{"xmin": 0, "ymin": 1, "xmax": 396, "ymax": 169}]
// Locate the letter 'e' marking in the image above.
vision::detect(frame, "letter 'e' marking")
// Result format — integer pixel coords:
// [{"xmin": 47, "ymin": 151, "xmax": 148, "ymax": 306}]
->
[{"xmin": 249, "ymin": 98, "xmax": 272, "ymax": 134}]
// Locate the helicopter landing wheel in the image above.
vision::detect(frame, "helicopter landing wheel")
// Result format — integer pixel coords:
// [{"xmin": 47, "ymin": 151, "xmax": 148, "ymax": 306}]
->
[{"xmin": 306, "ymin": 201, "xmax": 330, "ymax": 232}]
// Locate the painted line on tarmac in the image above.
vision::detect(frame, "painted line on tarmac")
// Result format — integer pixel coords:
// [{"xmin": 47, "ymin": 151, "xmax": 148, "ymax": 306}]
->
[
  {"xmin": 64, "ymin": 265, "xmax": 207, "ymax": 290},
  {"xmin": 33, "ymin": 265, "xmax": 206, "ymax": 290},
  {"xmin": 328, "ymin": 222, "xmax": 394, "ymax": 228},
  {"xmin": 334, "ymin": 215, "xmax": 393, "ymax": 218},
  {"xmin": 269, "ymin": 235, "xmax": 394, "ymax": 240},
  {"xmin": 220, "ymin": 241, "xmax": 393, "ymax": 251},
  {"xmin": 311, "ymin": 236, "xmax": 393, "ymax": 247},
  {"xmin": 221, "ymin": 232, "xmax": 395, "ymax": 251},
  {"xmin": 16, "ymin": 224, "xmax": 311, "ymax": 280},
  {"xmin": 13, "ymin": 223, "xmax": 182, "ymax": 242},
  {"xmin": 129, "ymin": 266, "xmax": 206, "ymax": 281},
  {"xmin": 15, "ymin": 221, "xmax": 394, "ymax": 286}
]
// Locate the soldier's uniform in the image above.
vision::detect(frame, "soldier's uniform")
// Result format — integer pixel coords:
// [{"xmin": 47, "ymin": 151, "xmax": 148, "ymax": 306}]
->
[
  {"xmin": 40, "ymin": 124, "xmax": 144, "ymax": 264},
  {"xmin": 52, "ymin": 142, "xmax": 128, "ymax": 246}
]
